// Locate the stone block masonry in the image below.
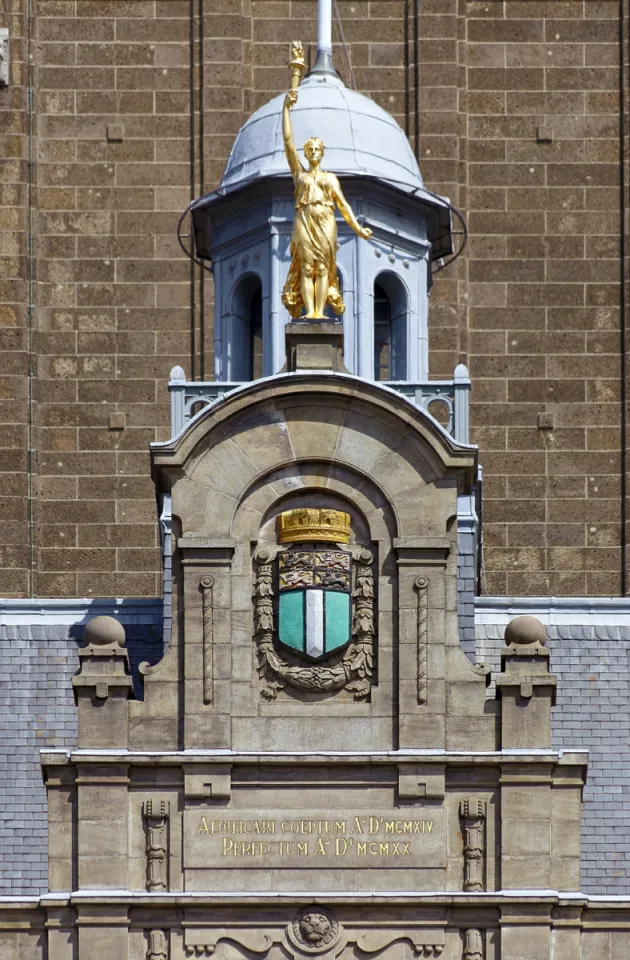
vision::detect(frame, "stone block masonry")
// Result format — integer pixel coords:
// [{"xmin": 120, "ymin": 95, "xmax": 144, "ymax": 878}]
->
[
  {"xmin": 0, "ymin": 0, "xmax": 628, "ymax": 598},
  {"xmin": 461, "ymin": 0, "xmax": 630, "ymax": 597}
]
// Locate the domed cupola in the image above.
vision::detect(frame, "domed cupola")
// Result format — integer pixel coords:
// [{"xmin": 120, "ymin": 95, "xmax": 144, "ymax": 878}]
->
[
  {"xmin": 190, "ymin": 6, "xmax": 455, "ymax": 383},
  {"xmin": 221, "ymin": 71, "xmax": 424, "ymax": 195}
]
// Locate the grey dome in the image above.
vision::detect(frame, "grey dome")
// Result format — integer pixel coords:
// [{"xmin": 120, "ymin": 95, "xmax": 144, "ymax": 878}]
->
[{"xmin": 221, "ymin": 72, "xmax": 424, "ymax": 192}]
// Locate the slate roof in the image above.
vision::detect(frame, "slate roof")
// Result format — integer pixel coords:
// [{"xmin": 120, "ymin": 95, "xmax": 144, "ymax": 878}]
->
[
  {"xmin": 477, "ymin": 619, "xmax": 630, "ymax": 895},
  {"xmin": 0, "ymin": 607, "xmax": 163, "ymax": 895},
  {"xmin": 0, "ymin": 600, "xmax": 629, "ymax": 896}
]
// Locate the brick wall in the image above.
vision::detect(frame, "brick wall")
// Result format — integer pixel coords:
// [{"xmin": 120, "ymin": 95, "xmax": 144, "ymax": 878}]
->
[
  {"xmin": 0, "ymin": 0, "xmax": 628, "ymax": 598},
  {"xmin": 463, "ymin": 1, "xmax": 629, "ymax": 596}
]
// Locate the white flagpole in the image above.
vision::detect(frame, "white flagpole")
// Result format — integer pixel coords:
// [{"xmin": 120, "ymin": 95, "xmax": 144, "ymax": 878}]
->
[
  {"xmin": 312, "ymin": 0, "xmax": 338, "ymax": 76},
  {"xmin": 318, "ymin": 0, "xmax": 333, "ymax": 58}
]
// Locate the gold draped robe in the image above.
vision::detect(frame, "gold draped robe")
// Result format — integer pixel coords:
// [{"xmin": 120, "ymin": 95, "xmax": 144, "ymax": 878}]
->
[{"xmin": 282, "ymin": 170, "xmax": 345, "ymax": 319}]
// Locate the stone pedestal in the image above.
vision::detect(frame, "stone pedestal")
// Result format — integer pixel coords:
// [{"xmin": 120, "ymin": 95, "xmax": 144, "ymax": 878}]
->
[
  {"xmin": 71, "ymin": 617, "xmax": 133, "ymax": 892},
  {"xmin": 284, "ymin": 321, "xmax": 348, "ymax": 372},
  {"xmin": 495, "ymin": 615, "xmax": 556, "ymax": 750},
  {"xmin": 72, "ymin": 616, "xmax": 133, "ymax": 750}
]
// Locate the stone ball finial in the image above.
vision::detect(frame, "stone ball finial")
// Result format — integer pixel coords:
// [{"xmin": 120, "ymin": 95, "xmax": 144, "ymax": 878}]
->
[
  {"xmin": 505, "ymin": 615, "xmax": 546, "ymax": 648},
  {"xmin": 83, "ymin": 616, "xmax": 126, "ymax": 648}
]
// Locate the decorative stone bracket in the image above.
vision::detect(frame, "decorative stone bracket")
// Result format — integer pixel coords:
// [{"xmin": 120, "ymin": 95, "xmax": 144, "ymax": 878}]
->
[
  {"xmin": 147, "ymin": 929, "xmax": 169, "ymax": 960},
  {"xmin": 459, "ymin": 798, "xmax": 487, "ymax": 892},
  {"xmin": 462, "ymin": 929, "xmax": 483, "ymax": 960},
  {"xmin": 143, "ymin": 799, "xmax": 170, "ymax": 892}
]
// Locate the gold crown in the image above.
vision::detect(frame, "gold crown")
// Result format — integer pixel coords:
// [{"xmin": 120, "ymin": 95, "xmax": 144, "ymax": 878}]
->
[{"xmin": 277, "ymin": 508, "xmax": 351, "ymax": 545}]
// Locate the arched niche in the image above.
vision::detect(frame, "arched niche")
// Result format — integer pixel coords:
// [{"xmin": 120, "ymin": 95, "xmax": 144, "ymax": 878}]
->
[
  {"xmin": 154, "ymin": 377, "xmax": 476, "ymax": 547},
  {"xmin": 230, "ymin": 460, "xmax": 398, "ymax": 546},
  {"xmin": 230, "ymin": 272, "xmax": 263, "ymax": 381},
  {"xmin": 374, "ymin": 271, "xmax": 408, "ymax": 381}
]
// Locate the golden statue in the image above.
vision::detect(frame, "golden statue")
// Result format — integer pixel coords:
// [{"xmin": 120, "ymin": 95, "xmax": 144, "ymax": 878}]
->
[{"xmin": 281, "ymin": 41, "xmax": 373, "ymax": 320}]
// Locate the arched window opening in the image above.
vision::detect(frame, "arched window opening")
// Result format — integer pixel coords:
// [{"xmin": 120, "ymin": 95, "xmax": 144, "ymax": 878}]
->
[
  {"xmin": 374, "ymin": 283, "xmax": 391, "ymax": 381},
  {"xmin": 250, "ymin": 286, "xmax": 263, "ymax": 380},
  {"xmin": 231, "ymin": 274, "xmax": 263, "ymax": 381},
  {"xmin": 374, "ymin": 273, "xmax": 407, "ymax": 381}
]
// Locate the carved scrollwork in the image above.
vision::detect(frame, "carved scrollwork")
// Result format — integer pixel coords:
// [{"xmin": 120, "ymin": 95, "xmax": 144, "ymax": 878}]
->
[
  {"xmin": 356, "ymin": 932, "xmax": 443, "ymax": 957},
  {"xmin": 253, "ymin": 545, "xmax": 375, "ymax": 702},
  {"xmin": 184, "ymin": 930, "xmax": 274, "ymax": 957}
]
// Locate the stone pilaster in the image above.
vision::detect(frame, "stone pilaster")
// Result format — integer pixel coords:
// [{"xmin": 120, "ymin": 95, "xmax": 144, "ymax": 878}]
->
[
  {"xmin": 393, "ymin": 536, "xmax": 450, "ymax": 748},
  {"xmin": 178, "ymin": 537, "xmax": 235, "ymax": 749}
]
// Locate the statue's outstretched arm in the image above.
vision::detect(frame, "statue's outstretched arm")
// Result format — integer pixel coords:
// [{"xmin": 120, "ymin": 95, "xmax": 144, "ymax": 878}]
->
[
  {"xmin": 283, "ymin": 90, "xmax": 304, "ymax": 183},
  {"xmin": 331, "ymin": 176, "xmax": 373, "ymax": 240}
]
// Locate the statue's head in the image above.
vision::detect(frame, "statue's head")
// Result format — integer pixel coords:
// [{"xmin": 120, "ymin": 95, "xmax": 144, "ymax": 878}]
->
[{"xmin": 304, "ymin": 137, "xmax": 325, "ymax": 164}]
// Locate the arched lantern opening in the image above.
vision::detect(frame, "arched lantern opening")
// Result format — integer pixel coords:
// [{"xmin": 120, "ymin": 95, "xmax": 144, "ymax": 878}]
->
[
  {"xmin": 374, "ymin": 273, "xmax": 407, "ymax": 381},
  {"xmin": 231, "ymin": 274, "xmax": 263, "ymax": 381}
]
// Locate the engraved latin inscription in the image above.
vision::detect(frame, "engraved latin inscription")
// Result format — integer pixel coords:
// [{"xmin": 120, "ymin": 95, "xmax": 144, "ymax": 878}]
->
[{"xmin": 184, "ymin": 810, "xmax": 445, "ymax": 870}]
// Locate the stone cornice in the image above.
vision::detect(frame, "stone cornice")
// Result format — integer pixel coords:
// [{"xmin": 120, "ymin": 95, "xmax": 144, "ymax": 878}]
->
[{"xmin": 40, "ymin": 748, "xmax": 588, "ymax": 767}]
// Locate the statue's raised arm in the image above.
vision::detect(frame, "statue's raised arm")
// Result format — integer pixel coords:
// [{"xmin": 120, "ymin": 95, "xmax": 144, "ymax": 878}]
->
[
  {"xmin": 281, "ymin": 40, "xmax": 372, "ymax": 320},
  {"xmin": 282, "ymin": 89, "xmax": 303, "ymax": 184},
  {"xmin": 283, "ymin": 41, "xmax": 306, "ymax": 183}
]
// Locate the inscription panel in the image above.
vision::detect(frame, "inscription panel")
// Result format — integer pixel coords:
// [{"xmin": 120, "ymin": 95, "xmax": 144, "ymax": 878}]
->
[{"xmin": 184, "ymin": 808, "xmax": 446, "ymax": 869}]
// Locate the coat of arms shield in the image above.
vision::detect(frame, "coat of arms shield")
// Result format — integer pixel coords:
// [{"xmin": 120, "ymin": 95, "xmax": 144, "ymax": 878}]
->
[{"xmin": 277, "ymin": 547, "xmax": 352, "ymax": 661}]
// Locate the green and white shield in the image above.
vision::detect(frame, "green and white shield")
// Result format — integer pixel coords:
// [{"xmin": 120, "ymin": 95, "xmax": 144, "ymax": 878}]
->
[{"xmin": 277, "ymin": 547, "xmax": 352, "ymax": 661}]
